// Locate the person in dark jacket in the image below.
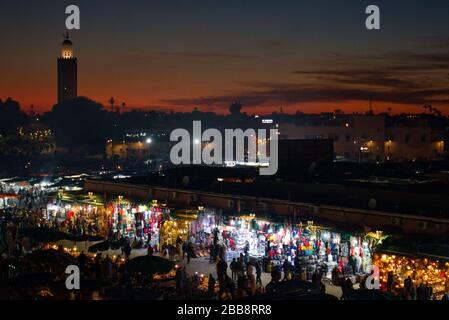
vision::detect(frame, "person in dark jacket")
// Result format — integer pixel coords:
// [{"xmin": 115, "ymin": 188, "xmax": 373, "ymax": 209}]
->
[
  {"xmin": 208, "ymin": 273, "xmax": 216, "ymax": 295},
  {"xmin": 210, "ymin": 246, "xmax": 215, "ymax": 263},
  {"xmin": 255, "ymin": 261, "xmax": 262, "ymax": 285},
  {"xmin": 424, "ymin": 282, "xmax": 433, "ymax": 300},
  {"xmin": 417, "ymin": 283, "xmax": 425, "ymax": 300},
  {"xmin": 186, "ymin": 242, "xmax": 194, "ymax": 264},
  {"xmin": 282, "ymin": 260, "xmax": 291, "ymax": 281},
  {"xmin": 230, "ymin": 258, "xmax": 238, "ymax": 280},
  {"xmin": 123, "ymin": 243, "xmax": 132, "ymax": 262},
  {"xmin": 386, "ymin": 272, "xmax": 394, "ymax": 293}
]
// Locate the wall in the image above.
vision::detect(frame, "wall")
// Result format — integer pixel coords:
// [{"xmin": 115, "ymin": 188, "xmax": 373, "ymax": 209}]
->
[{"xmin": 85, "ymin": 179, "xmax": 449, "ymax": 236}]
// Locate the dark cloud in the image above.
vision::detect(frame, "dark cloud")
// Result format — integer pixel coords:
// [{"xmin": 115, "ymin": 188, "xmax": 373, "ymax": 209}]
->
[
  {"xmin": 293, "ymin": 69, "xmax": 419, "ymax": 89},
  {"xmin": 161, "ymin": 47, "xmax": 449, "ymax": 110},
  {"xmin": 162, "ymin": 83, "xmax": 449, "ymax": 109}
]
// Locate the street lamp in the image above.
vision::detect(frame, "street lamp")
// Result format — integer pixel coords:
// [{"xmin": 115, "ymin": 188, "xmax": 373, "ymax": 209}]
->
[{"xmin": 146, "ymin": 138, "xmax": 152, "ymax": 144}]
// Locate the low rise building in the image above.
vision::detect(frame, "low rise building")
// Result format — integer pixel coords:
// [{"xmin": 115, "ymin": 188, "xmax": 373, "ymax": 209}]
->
[
  {"xmin": 279, "ymin": 115, "xmax": 445, "ymax": 162},
  {"xmin": 105, "ymin": 140, "xmax": 150, "ymax": 161}
]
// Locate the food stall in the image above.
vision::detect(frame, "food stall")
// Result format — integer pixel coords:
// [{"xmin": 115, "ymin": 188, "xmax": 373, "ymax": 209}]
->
[{"xmin": 374, "ymin": 237, "xmax": 449, "ymax": 299}]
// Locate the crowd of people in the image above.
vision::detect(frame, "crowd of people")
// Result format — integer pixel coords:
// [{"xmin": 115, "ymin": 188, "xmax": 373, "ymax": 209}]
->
[
  {"xmin": 384, "ymin": 272, "xmax": 448, "ymax": 300},
  {"xmin": 2, "ymin": 184, "xmax": 449, "ymax": 301}
]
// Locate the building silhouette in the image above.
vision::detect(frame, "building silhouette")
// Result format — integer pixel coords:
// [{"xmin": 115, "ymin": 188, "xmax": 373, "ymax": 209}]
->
[{"xmin": 57, "ymin": 32, "xmax": 77, "ymax": 103}]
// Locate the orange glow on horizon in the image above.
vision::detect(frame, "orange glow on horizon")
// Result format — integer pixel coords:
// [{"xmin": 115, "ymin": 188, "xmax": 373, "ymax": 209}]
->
[{"xmin": 1, "ymin": 92, "xmax": 438, "ymax": 116}]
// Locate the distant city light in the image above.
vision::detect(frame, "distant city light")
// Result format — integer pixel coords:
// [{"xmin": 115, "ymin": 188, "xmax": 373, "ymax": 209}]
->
[{"xmin": 146, "ymin": 138, "xmax": 152, "ymax": 144}]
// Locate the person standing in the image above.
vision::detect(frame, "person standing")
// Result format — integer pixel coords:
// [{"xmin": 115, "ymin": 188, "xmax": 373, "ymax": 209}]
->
[
  {"xmin": 239, "ymin": 254, "xmax": 246, "ymax": 277},
  {"xmin": 417, "ymin": 282, "xmax": 425, "ymax": 300},
  {"xmin": 123, "ymin": 243, "xmax": 132, "ymax": 262},
  {"xmin": 176, "ymin": 237, "xmax": 183, "ymax": 261},
  {"xmin": 235, "ymin": 257, "xmax": 242, "ymax": 278},
  {"xmin": 208, "ymin": 274, "xmax": 216, "ymax": 295},
  {"xmin": 230, "ymin": 258, "xmax": 238, "ymax": 280},
  {"xmin": 214, "ymin": 244, "xmax": 220, "ymax": 263},
  {"xmin": 147, "ymin": 245, "xmax": 154, "ymax": 256},
  {"xmin": 104, "ymin": 254, "xmax": 113, "ymax": 279},
  {"xmin": 210, "ymin": 245, "xmax": 215, "ymax": 263},
  {"xmin": 176, "ymin": 267, "xmax": 183, "ymax": 294},
  {"xmin": 244, "ymin": 241, "xmax": 250, "ymax": 265},
  {"xmin": 182, "ymin": 242, "xmax": 188, "ymax": 261},
  {"xmin": 77, "ymin": 250, "xmax": 87, "ymax": 272},
  {"xmin": 424, "ymin": 282, "xmax": 433, "ymax": 300},
  {"xmin": 247, "ymin": 265, "xmax": 257, "ymax": 296},
  {"xmin": 386, "ymin": 272, "xmax": 394, "ymax": 293},
  {"xmin": 216, "ymin": 257, "xmax": 223, "ymax": 283},
  {"xmin": 255, "ymin": 261, "xmax": 262, "ymax": 286},
  {"xmin": 312, "ymin": 270, "xmax": 318, "ymax": 285},
  {"xmin": 282, "ymin": 259, "xmax": 291, "ymax": 281},
  {"xmin": 186, "ymin": 242, "xmax": 193, "ymax": 264}
]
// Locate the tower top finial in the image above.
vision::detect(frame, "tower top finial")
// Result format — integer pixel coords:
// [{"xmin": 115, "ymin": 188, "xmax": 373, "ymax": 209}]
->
[{"xmin": 62, "ymin": 31, "xmax": 73, "ymax": 46}]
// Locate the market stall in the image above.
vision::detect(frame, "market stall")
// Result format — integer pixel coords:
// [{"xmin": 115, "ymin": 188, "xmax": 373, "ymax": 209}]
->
[
  {"xmin": 374, "ymin": 237, "xmax": 449, "ymax": 299},
  {"xmin": 107, "ymin": 198, "xmax": 168, "ymax": 248},
  {"xmin": 46, "ymin": 191, "xmax": 106, "ymax": 235},
  {"xmin": 0, "ymin": 193, "xmax": 19, "ymax": 209}
]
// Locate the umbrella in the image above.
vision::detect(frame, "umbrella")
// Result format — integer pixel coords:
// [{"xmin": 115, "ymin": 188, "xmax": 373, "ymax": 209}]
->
[
  {"xmin": 67, "ymin": 234, "xmax": 104, "ymax": 242},
  {"xmin": 27, "ymin": 249, "xmax": 77, "ymax": 265},
  {"xmin": 20, "ymin": 227, "xmax": 104, "ymax": 243},
  {"xmin": 88, "ymin": 240, "xmax": 124, "ymax": 253},
  {"xmin": 21, "ymin": 228, "xmax": 68, "ymax": 243},
  {"xmin": 120, "ymin": 256, "xmax": 174, "ymax": 275},
  {"xmin": 265, "ymin": 279, "xmax": 321, "ymax": 296}
]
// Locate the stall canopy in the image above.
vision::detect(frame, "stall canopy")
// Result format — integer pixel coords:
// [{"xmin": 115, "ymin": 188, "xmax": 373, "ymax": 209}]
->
[
  {"xmin": 52, "ymin": 191, "xmax": 105, "ymax": 207},
  {"xmin": 221, "ymin": 210, "xmax": 282, "ymax": 223},
  {"xmin": 20, "ymin": 227, "xmax": 104, "ymax": 243},
  {"xmin": 174, "ymin": 209, "xmax": 199, "ymax": 220},
  {"xmin": 0, "ymin": 193, "xmax": 19, "ymax": 199}
]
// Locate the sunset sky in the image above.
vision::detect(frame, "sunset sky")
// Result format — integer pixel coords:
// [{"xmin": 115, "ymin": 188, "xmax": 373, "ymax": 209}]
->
[{"xmin": 2, "ymin": 0, "xmax": 449, "ymax": 115}]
